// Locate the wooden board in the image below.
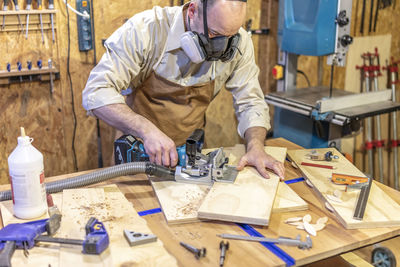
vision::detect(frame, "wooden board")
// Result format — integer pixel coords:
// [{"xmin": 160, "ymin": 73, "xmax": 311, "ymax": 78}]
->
[
  {"xmin": 152, "ymin": 145, "xmax": 307, "ymax": 224},
  {"xmin": 196, "ymin": 146, "xmax": 283, "ymax": 226},
  {"xmin": 288, "ymin": 148, "xmax": 400, "ymax": 229},
  {"xmin": 58, "ymin": 186, "xmax": 177, "ymax": 266}
]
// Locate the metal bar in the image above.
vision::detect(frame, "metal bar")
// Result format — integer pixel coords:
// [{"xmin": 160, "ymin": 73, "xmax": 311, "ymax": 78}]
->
[
  {"xmin": 364, "ymin": 66, "xmax": 374, "ymax": 177},
  {"xmin": 353, "ymin": 178, "xmax": 373, "ymax": 220},
  {"xmin": 390, "ymin": 67, "xmax": 399, "ymax": 190},
  {"xmin": 35, "ymin": 235, "xmax": 83, "ymax": 245}
]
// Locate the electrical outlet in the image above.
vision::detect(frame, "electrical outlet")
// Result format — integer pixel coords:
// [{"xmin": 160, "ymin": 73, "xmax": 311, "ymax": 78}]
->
[{"xmin": 76, "ymin": 0, "xmax": 93, "ymax": 51}]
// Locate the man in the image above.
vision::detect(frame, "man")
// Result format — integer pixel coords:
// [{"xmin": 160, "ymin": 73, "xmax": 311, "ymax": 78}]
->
[{"xmin": 82, "ymin": 0, "xmax": 285, "ymax": 179}]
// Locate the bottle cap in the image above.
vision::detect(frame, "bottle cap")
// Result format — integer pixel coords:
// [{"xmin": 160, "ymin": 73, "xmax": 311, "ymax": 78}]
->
[{"xmin": 17, "ymin": 127, "xmax": 33, "ymax": 146}]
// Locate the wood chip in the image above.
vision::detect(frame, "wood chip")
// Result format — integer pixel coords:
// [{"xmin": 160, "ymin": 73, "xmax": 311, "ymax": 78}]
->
[
  {"xmin": 317, "ymin": 217, "xmax": 328, "ymax": 225},
  {"xmin": 311, "ymin": 223, "xmax": 326, "ymax": 231},
  {"xmin": 284, "ymin": 217, "xmax": 303, "ymax": 223},
  {"xmin": 333, "ymin": 189, "xmax": 342, "ymax": 198},
  {"xmin": 296, "ymin": 224, "xmax": 305, "ymax": 230},
  {"xmin": 287, "ymin": 222, "xmax": 303, "ymax": 226},
  {"xmin": 303, "ymin": 214, "xmax": 312, "ymax": 223},
  {"xmin": 291, "ymin": 161, "xmax": 298, "ymax": 169},
  {"xmin": 305, "ymin": 179, "xmax": 314, "ymax": 188},
  {"xmin": 303, "ymin": 221, "xmax": 317, "ymax": 236},
  {"xmin": 326, "ymin": 194, "xmax": 343, "ymax": 203},
  {"xmin": 325, "ymin": 202, "xmax": 334, "ymax": 212}
]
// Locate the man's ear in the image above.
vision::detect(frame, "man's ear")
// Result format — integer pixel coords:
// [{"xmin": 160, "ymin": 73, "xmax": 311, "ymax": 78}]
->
[{"xmin": 187, "ymin": 2, "xmax": 196, "ymax": 19}]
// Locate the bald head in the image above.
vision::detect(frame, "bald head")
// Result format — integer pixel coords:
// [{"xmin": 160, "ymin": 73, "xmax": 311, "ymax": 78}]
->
[{"xmin": 187, "ymin": 0, "xmax": 247, "ymax": 38}]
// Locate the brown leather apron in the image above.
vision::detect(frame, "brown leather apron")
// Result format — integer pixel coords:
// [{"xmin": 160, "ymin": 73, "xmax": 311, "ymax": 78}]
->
[{"xmin": 126, "ymin": 72, "xmax": 214, "ymax": 146}]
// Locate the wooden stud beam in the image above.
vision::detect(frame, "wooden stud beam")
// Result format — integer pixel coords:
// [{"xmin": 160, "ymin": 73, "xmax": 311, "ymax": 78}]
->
[{"xmin": 0, "ymin": 10, "xmax": 57, "ymax": 15}]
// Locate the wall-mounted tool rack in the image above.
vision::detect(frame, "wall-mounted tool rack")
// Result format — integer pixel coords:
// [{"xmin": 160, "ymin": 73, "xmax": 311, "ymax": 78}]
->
[
  {"xmin": 0, "ymin": 67, "xmax": 59, "ymax": 85},
  {"xmin": 0, "ymin": 10, "xmax": 56, "ymax": 32}
]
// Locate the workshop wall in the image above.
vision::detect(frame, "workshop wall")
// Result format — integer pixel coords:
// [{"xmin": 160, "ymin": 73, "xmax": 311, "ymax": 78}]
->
[{"xmin": 0, "ymin": 0, "xmax": 266, "ymax": 184}]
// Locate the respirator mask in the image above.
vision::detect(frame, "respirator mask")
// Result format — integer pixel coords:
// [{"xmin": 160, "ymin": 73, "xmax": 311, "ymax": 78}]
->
[{"xmin": 180, "ymin": 0, "xmax": 246, "ymax": 64}]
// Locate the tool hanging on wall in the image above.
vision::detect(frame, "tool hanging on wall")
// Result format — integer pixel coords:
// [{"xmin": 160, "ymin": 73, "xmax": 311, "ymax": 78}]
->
[
  {"xmin": 12, "ymin": 0, "xmax": 23, "ymax": 32},
  {"xmin": 1, "ymin": 0, "xmax": 9, "ymax": 30},
  {"xmin": 48, "ymin": 0, "xmax": 55, "ymax": 42},
  {"xmin": 48, "ymin": 59, "xmax": 54, "ymax": 94},
  {"xmin": 360, "ymin": 0, "xmax": 367, "ymax": 33},
  {"xmin": 384, "ymin": 58, "xmax": 400, "ymax": 190},
  {"xmin": 368, "ymin": 0, "xmax": 375, "ymax": 33},
  {"xmin": 369, "ymin": 49, "xmax": 384, "ymax": 183},
  {"xmin": 356, "ymin": 57, "xmax": 374, "ymax": 177},
  {"xmin": 25, "ymin": 0, "xmax": 32, "ymax": 39},
  {"xmin": 37, "ymin": 0, "xmax": 44, "ymax": 43}
]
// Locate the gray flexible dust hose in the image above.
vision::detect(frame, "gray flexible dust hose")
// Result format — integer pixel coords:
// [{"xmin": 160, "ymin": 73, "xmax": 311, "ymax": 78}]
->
[{"xmin": 0, "ymin": 162, "xmax": 175, "ymax": 202}]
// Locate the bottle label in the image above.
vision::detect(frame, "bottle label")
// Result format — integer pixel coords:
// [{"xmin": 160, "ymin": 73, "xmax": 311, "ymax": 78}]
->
[{"xmin": 10, "ymin": 170, "xmax": 46, "ymax": 208}]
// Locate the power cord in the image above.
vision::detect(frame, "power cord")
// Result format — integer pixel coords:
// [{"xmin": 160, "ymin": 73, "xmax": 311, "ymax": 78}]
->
[
  {"xmin": 297, "ymin": 70, "xmax": 311, "ymax": 87},
  {"xmin": 66, "ymin": 0, "xmax": 78, "ymax": 171}
]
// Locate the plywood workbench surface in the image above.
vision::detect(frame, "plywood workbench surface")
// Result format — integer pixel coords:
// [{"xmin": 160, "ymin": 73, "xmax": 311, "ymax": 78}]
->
[{"xmin": 0, "ymin": 138, "xmax": 399, "ymax": 266}]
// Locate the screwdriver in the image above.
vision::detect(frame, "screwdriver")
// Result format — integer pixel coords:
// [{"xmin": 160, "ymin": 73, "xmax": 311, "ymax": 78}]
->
[
  {"xmin": 12, "ymin": 0, "xmax": 23, "ymax": 32},
  {"xmin": 37, "ymin": 0, "xmax": 44, "ymax": 43},
  {"xmin": 25, "ymin": 0, "xmax": 32, "ymax": 39},
  {"xmin": 48, "ymin": 0, "xmax": 54, "ymax": 43},
  {"xmin": 2, "ymin": 0, "xmax": 9, "ymax": 30}
]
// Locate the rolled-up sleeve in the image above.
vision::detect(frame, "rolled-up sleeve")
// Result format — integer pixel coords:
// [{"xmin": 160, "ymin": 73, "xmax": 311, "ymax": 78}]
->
[
  {"xmin": 225, "ymin": 31, "xmax": 271, "ymax": 138},
  {"xmin": 82, "ymin": 16, "xmax": 151, "ymax": 114}
]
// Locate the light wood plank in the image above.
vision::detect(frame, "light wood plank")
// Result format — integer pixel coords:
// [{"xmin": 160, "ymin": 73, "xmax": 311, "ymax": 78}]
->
[
  {"xmin": 58, "ymin": 186, "xmax": 177, "ymax": 267},
  {"xmin": 288, "ymin": 148, "xmax": 400, "ymax": 229},
  {"xmin": 196, "ymin": 146, "xmax": 286, "ymax": 225}
]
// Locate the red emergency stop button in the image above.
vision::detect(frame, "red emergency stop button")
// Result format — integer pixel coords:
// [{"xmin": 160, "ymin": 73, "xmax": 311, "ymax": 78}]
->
[{"xmin": 272, "ymin": 65, "xmax": 284, "ymax": 80}]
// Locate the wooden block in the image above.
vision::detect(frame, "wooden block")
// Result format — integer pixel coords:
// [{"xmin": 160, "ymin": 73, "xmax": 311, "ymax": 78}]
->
[
  {"xmin": 273, "ymin": 182, "xmax": 308, "ymax": 212},
  {"xmin": 58, "ymin": 185, "xmax": 177, "ymax": 266},
  {"xmin": 288, "ymin": 148, "xmax": 400, "ymax": 229},
  {"xmin": 196, "ymin": 146, "xmax": 286, "ymax": 226}
]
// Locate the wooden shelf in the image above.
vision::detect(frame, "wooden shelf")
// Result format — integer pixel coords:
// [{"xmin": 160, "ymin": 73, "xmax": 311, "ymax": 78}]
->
[
  {"xmin": 0, "ymin": 10, "xmax": 56, "ymax": 15},
  {"xmin": 0, "ymin": 10, "xmax": 56, "ymax": 33},
  {"xmin": 0, "ymin": 67, "xmax": 60, "ymax": 85}
]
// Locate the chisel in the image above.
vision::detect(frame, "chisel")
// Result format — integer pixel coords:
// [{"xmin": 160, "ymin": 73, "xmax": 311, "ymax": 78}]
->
[
  {"xmin": 2, "ymin": 0, "xmax": 9, "ymax": 30},
  {"xmin": 37, "ymin": 0, "xmax": 44, "ymax": 43},
  {"xmin": 48, "ymin": 0, "xmax": 55, "ymax": 42},
  {"xmin": 25, "ymin": 0, "xmax": 32, "ymax": 39},
  {"xmin": 12, "ymin": 0, "xmax": 23, "ymax": 32}
]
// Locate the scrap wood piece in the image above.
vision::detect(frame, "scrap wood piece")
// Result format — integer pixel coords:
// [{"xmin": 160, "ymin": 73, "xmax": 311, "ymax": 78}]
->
[
  {"xmin": 58, "ymin": 186, "xmax": 177, "ymax": 267},
  {"xmin": 288, "ymin": 148, "xmax": 400, "ymax": 229}
]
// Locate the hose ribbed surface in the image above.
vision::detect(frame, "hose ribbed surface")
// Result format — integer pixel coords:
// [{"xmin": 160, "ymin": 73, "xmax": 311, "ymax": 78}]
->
[{"xmin": 0, "ymin": 162, "xmax": 147, "ymax": 202}]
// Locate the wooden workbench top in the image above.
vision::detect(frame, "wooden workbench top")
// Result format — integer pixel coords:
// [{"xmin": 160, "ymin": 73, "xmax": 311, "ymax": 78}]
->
[{"xmin": 1, "ymin": 138, "xmax": 399, "ymax": 266}]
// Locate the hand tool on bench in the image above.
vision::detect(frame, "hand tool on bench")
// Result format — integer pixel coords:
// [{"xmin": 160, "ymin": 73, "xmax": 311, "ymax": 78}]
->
[
  {"xmin": 114, "ymin": 129, "xmax": 238, "ymax": 185},
  {"xmin": 307, "ymin": 150, "xmax": 339, "ymax": 161},
  {"xmin": 353, "ymin": 174, "xmax": 373, "ymax": 220},
  {"xmin": 331, "ymin": 173, "xmax": 369, "ymax": 189},
  {"xmin": 217, "ymin": 233, "xmax": 313, "ymax": 250},
  {"xmin": 0, "ymin": 216, "xmax": 109, "ymax": 266},
  {"xmin": 48, "ymin": 0, "xmax": 55, "ymax": 43},
  {"xmin": 300, "ymin": 162, "xmax": 335, "ymax": 170}
]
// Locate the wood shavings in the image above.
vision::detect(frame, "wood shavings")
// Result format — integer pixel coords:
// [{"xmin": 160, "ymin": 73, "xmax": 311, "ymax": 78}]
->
[
  {"xmin": 303, "ymin": 221, "xmax": 316, "ymax": 236},
  {"xmin": 303, "ymin": 214, "xmax": 311, "ymax": 223},
  {"xmin": 333, "ymin": 190, "xmax": 342, "ymax": 198},
  {"xmin": 325, "ymin": 202, "xmax": 334, "ymax": 212},
  {"xmin": 284, "ymin": 217, "xmax": 303, "ymax": 223},
  {"xmin": 285, "ymin": 214, "xmax": 328, "ymax": 236},
  {"xmin": 326, "ymin": 194, "xmax": 343, "ymax": 203},
  {"xmin": 305, "ymin": 179, "xmax": 314, "ymax": 188},
  {"xmin": 317, "ymin": 217, "xmax": 328, "ymax": 224}
]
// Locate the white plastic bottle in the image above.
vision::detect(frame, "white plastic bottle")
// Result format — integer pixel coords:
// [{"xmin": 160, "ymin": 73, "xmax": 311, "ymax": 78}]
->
[{"xmin": 8, "ymin": 127, "xmax": 47, "ymax": 219}]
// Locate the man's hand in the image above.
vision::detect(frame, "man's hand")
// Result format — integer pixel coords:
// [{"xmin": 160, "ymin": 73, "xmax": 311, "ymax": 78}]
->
[
  {"xmin": 142, "ymin": 129, "xmax": 178, "ymax": 167},
  {"xmin": 93, "ymin": 104, "xmax": 178, "ymax": 167},
  {"xmin": 237, "ymin": 127, "xmax": 285, "ymax": 180},
  {"xmin": 237, "ymin": 145, "xmax": 285, "ymax": 179}
]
